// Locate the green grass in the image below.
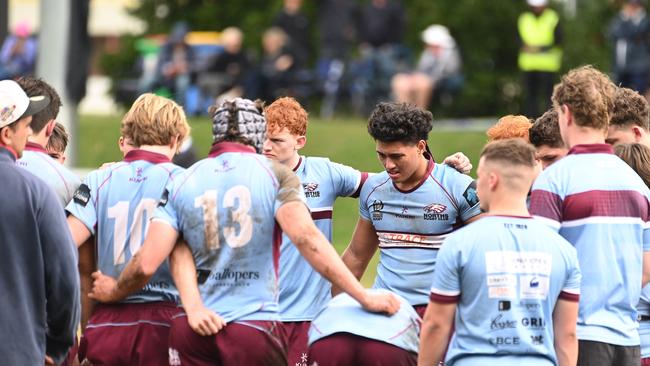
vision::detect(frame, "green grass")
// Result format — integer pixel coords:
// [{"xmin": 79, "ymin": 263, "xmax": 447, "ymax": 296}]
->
[{"xmin": 78, "ymin": 115, "xmax": 487, "ymax": 286}]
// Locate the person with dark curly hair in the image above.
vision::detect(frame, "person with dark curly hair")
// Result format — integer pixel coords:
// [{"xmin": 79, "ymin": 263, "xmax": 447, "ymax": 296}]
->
[
  {"xmin": 529, "ymin": 108, "xmax": 568, "ymax": 169},
  {"xmin": 335, "ymin": 102, "xmax": 482, "ymax": 324},
  {"xmin": 606, "ymin": 87, "xmax": 650, "ymax": 147},
  {"xmin": 530, "ymin": 66, "xmax": 650, "ymax": 366}
]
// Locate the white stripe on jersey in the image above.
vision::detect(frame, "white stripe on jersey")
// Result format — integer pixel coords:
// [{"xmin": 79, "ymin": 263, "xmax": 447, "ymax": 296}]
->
[{"xmin": 561, "ymin": 216, "xmax": 647, "ymax": 228}]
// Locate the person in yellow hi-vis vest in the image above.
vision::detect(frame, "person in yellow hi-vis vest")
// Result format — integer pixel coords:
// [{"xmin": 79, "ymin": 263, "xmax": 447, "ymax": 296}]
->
[{"xmin": 518, "ymin": 0, "xmax": 562, "ymax": 118}]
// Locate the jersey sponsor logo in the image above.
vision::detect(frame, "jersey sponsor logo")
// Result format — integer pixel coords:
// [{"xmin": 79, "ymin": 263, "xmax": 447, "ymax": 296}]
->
[
  {"xmin": 371, "ymin": 199, "xmax": 384, "ymax": 221},
  {"xmin": 207, "ymin": 268, "xmax": 260, "ymax": 285},
  {"xmin": 521, "ymin": 317, "xmax": 546, "ymax": 329},
  {"xmin": 377, "ymin": 231, "xmax": 447, "ymax": 249},
  {"xmin": 73, "ymin": 183, "xmax": 91, "ymax": 207},
  {"xmin": 463, "ymin": 181, "xmax": 479, "ymax": 206},
  {"xmin": 530, "ymin": 334, "xmax": 544, "ymax": 345},
  {"xmin": 489, "ymin": 336, "xmax": 520, "ymax": 346},
  {"xmin": 490, "ymin": 314, "xmax": 517, "ymax": 331},
  {"xmin": 214, "ymin": 160, "xmax": 235, "ymax": 173},
  {"xmin": 302, "ymin": 182, "xmax": 321, "ymax": 198},
  {"xmin": 158, "ymin": 189, "xmax": 169, "ymax": 207},
  {"xmin": 485, "ymin": 251, "xmax": 551, "ymax": 299},
  {"xmin": 423, "ymin": 203, "xmax": 448, "ymax": 220},
  {"xmin": 395, "ymin": 206, "xmax": 416, "ymax": 219},
  {"xmin": 498, "ymin": 300, "xmax": 511, "ymax": 311},
  {"xmin": 129, "ymin": 167, "xmax": 148, "ymax": 183}
]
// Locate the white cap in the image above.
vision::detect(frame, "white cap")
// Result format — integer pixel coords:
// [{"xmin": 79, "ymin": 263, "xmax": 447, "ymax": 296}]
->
[
  {"xmin": 421, "ymin": 25, "xmax": 454, "ymax": 48},
  {"xmin": 527, "ymin": 0, "xmax": 548, "ymax": 7},
  {"xmin": 0, "ymin": 80, "xmax": 50, "ymax": 128}
]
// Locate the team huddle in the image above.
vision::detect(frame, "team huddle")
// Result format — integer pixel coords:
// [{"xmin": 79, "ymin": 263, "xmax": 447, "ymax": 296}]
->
[{"xmin": 1, "ymin": 65, "xmax": 650, "ymax": 366}]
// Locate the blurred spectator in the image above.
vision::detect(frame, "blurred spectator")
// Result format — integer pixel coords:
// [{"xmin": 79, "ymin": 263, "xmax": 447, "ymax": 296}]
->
[
  {"xmin": 154, "ymin": 22, "xmax": 195, "ymax": 106},
  {"xmin": 273, "ymin": 0, "xmax": 310, "ymax": 69},
  {"xmin": 254, "ymin": 27, "xmax": 299, "ymax": 101},
  {"xmin": 517, "ymin": 0, "xmax": 562, "ymax": 119},
  {"xmin": 201, "ymin": 27, "xmax": 251, "ymax": 104},
  {"xmin": 391, "ymin": 25, "xmax": 462, "ymax": 110},
  {"xmin": 350, "ymin": 0, "xmax": 407, "ymax": 115},
  {"xmin": 317, "ymin": 0, "xmax": 358, "ymax": 118},
  {"xmin": 608, "ymin": 0, "xmax": 650, "ymax": 94},
  {"xmin": 0, "ymin": 21, "xmax": 37, "ymax": 79}
]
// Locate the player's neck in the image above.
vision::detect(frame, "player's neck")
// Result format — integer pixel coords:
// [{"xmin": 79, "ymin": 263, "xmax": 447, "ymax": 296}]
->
[
  {"xmin": 285, "ymin": 153, "xmax": 301, "ymax": 171},
  {"xmin": 396, "ymin": 155, "xmax": 429, "ymax": 191},
  {"xmin": 28, "ymin": 134, "xmax": 47, "ymax": 148},
  {"xmin": 565, "ymin": 128, "xmax": 606, "ymax": 148},
  {"xmin": 138, "ymin": 145, "xmax": 175, "ymax": 160},
  {"xmin": 486, "ymin": 195, "xmax": 529, "ymax": 217}
]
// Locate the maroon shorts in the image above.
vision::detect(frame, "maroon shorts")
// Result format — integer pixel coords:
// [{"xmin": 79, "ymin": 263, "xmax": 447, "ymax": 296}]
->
[
  {"xmin": 308, "ymin": 332, "xmax": 417, "ymax": 366},
  {"xmin": 168, "ymin": 313, "xmax": 286, "ymax": 366},
  {"xmin": 78, "ymin": 301, "xmax": 179, "ymax": 366},
  {"xmin": 414, "ymin": 304, "xmax": 427, "ymax": 319},
  {"xmin": 60, "ymin": 335, "xmax": 78, "ymax": 366},
  {"xmin": 643, "ymin": 357, "xmax": 650, "ymax": 366},
  {"xmin": 276, "ymin": 321, "xmax": 310, "ymax": 366}
]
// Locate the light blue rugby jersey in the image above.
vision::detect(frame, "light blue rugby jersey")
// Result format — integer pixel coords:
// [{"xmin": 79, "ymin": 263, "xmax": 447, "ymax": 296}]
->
[
  {"xmin": 154, "ymin": 142, "xmax": 306, "ymax": 323},
  {"xmin": 280, "ymin": 156, "xmax": 367, "ymax": 321},
  {"xmin": 308, "ymin": 289, "xmax": 420, "ymax": 353},
  {"xmin": 18, "ymin": 142, "xmax": 81, "ymax": 207},
  {"xmin": 430, "ymin": 216, "xmax": 581, "ymax": 366},
  {"xmin": 530, "ymin": 144, "xmax": 650, "ymax": 346},
  {"xmin": 66, "ymin": 150, "xmax": 183, "ymax": 303},
  {"xmin": 360, "ymin": 157, "xmax": 481, "ymax": 306}
]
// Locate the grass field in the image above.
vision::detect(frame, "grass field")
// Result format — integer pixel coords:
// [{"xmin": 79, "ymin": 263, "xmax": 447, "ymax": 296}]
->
[{"xmin": 78, "ymin": 115, "xmax": 488, "ymax": 286}]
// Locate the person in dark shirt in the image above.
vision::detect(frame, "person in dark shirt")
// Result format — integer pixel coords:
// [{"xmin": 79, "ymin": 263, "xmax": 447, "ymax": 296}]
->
[{"xmin": 273, "ymin": 0, "xmax": 310, "ymax": 69}]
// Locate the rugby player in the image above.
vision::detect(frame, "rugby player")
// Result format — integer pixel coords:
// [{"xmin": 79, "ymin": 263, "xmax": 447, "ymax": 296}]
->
[
  {"xmin": 419, "ymin": 138, "xmax": 580, "ymax": 366},
  {"xmin": 66, "ymin": 93, "xmax": 189, "ymax": 365},
  {"xmin": 529, "ymin": 66, "xmax": 650, "ymax": 366}
]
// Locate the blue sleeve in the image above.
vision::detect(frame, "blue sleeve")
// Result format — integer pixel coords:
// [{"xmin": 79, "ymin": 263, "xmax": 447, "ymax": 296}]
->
[
  {"xmin": 328, "ymin": 160, "xmax": 366, "ymax": 198},
  {"xmin": 429, "ymin": 236, "xmax": 462, "ymax": 303},
  {"xmin": 65, "ymin": 173, "xmax": 99, "ymax": 235},
  {"xmin": 39, "ymin": 185, "xmax": 80, "ymax": 364},
  {"xmin": 560, "ymin": 243, "xmax": 581, "ymax": 302},
  {"xmin": 454, "ymin": 174, "xmax": 481, "ymax": 222}
]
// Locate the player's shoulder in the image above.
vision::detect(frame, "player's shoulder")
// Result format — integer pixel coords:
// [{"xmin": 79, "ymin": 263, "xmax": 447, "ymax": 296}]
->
[
  {"xmin": 432, "ymin": 163, "xmax": 473, "ymax": 187},
  {"xmin": 360, "ymin": 171, "xmax": 390, "ymax": 195}
]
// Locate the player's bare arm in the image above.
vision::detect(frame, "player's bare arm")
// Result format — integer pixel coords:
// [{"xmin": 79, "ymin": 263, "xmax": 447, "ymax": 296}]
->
[
  {"xmin": 88, "ymin": 220, "xmax": 178, "ymax": 302},
  {"xmin": 552, "ymin": 299, "xmax": 579, "ymax": 366},
  {"xmin": 78, "ymin": 238, "xmax": 96, "ymax": 331},
  {"xmin": 333, "ymin": 217, "xmax": 380, "ymax": 296},
  {"xmin": 417, "ymin": 300, "xmax": 456, "ymax": 366},
  {"xmin": 67, "ymin": 215, "xmax": 92, "ymax": 247},
  {"xmin": 643, "ymin": 251, "xmax": 650, "ymax": 287},
  {"xmin": 169, "ymin": 240, "xmax": 226, "ymax": 336},
  {"xmin": 276, "ymin": 200, "xmax": 399, "ymax": 315}
]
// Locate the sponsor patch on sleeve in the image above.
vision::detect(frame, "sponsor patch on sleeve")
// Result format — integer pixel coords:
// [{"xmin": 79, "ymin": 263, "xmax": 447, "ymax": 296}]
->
[
  {"xmin": 463, "ymin": 181, "xmax": 479, "ymax": 206},
  {"xmin": 158, "ymin": 189, "xmax": 169, "ymax": 207},
  {"xmin": 73, "ymin": 184, "xmax": 91, "ymax": 207}
]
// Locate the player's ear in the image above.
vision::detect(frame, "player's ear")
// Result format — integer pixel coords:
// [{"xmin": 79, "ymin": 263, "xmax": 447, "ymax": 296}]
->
[
  {"xmin": 295, "ymin": 135, "xmax": 307, "ymax": 150},
  {"xmin": 488, "ymin": 171, "xmax": 499, "ymax": 191},
  {"xmin": 0, "ymin": 125, "xmax": 11, "ymax": 145},
  {"xmin": 45, "ymin": 120, "xmax": 56, "ymax": 137},
  {"xmin": 633, "ymin": 126, "xmax": 644, "ymax": 140}
]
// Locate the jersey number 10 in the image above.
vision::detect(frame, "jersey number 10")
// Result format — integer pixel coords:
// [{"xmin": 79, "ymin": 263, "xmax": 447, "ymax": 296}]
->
[{"xmin": 108, "ymin": 198, "xmax": 157, "ymax": 265}]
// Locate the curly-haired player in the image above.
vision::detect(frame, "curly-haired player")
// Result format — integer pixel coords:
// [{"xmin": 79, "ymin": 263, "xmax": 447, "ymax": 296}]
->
[
  {"xmin": 529, "ymin": 108, "xmax": 568, "ymax": 169},
  {"xmin": 320, "ymin": 102, "xmax": 482, "ymax": 363},
  {"xmin": 606, "ymin": 87, "xmax": 650, "ymax": 147},
  {"xmin": 486, "ymin": 115, "xmax": 532, "ymax": 142}
]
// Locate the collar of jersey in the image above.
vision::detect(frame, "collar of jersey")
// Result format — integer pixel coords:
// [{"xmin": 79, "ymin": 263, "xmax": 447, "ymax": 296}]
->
[
  {"xmin": 25, "ymin": 141, "xmax": 47, "ymax": 153},
  {"xmin": 123, "ymin": 149, "xmax": 171, "ymax": 163},
  {"xmin": 208, "ymin": 141, "xmax": 256, "ymax": 157},
  {"xmin": 292, "ymin": 156, "xmax": 304, "ymax": 173},
  {"xmin": 568, "ymin": 143, "xmax": 613, "ymax": 156}
]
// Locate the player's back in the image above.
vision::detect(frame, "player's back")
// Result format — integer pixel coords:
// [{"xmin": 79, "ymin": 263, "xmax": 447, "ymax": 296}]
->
[
  {"xmin": 18, "ymin": 142, "xmax": 80, "ymax": 207},
  {"xmin": 433, "ymin": 215, "xmax": 580, "ymax": 366},
  {"xmin": 158, "ymin": 143, "xmax": 301, "ymax": 322},
  {"xmin": 530, "ymin": 145, "xmax": 650, "ymax": 345},
  {"xmin": 67, "ymin": 150, "xmax": 183, "ymax": 303}
]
